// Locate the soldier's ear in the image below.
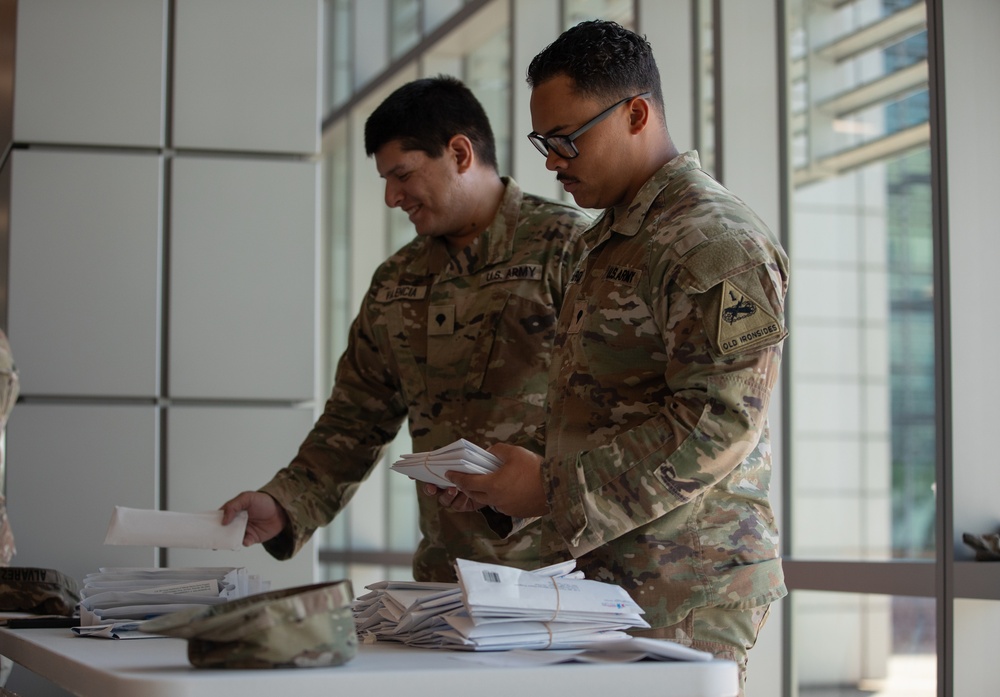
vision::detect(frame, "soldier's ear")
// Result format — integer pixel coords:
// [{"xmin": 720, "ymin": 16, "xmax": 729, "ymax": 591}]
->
[{"xmin": 447, "ymin": 135, "xmax": 475, "ymax": 174}]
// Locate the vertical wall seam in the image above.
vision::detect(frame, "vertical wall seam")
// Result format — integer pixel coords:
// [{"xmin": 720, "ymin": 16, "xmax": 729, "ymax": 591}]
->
[{"xmin": 158, "ymin": 0, "xmax": 177, "ymax": 569}]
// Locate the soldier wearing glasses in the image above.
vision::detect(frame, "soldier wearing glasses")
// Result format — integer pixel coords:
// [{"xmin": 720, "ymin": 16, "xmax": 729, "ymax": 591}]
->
[{"xmin": 449, "ymin": 20, "xmax": 789, "ymax": 694}]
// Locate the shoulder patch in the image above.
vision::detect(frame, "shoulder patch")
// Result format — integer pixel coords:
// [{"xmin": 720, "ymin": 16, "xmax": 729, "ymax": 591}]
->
[{"xmin": 716, "ymin": 279, "xmax": 784, "ymax": 355}]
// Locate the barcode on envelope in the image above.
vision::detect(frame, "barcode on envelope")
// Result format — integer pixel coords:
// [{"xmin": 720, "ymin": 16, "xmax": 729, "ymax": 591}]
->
[{"xmin": 482, "ymin": 570, "xmax": 501, "ymax": 583}]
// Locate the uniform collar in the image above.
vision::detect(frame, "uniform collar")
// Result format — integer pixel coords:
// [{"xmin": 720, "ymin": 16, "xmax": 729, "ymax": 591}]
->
[
  {"xmin": 595, "ymin": 151, "xmax": 702, "ymax": 241},
  {"xmin": 422, "ymin": 176, "xmax": 521, "ymax": 277}
]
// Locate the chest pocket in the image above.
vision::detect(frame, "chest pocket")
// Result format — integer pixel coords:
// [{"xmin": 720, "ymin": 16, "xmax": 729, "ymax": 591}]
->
[
  {"xmin": 467, "ymin": 289, "xmax": 556, "ymax": 407},
  {"xmin": 384, "ymin": 302, "xmax": 427, "ymax": 401}
]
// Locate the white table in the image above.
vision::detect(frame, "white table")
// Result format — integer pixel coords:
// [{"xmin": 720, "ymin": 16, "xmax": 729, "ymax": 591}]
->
[{"xmin": 0, "ymin": 627, "xmax": 739, "ymax": 697}]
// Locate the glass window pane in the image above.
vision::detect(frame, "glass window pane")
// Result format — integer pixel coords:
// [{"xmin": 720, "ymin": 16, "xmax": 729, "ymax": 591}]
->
[
  {"xmin": 787, "ymin": 0, "xmax": 933, "ymax": 562},
  {"xmin": 424, "ymin": 0, "xmax": 464, "ymax": 35},
  {"xmin": 391, "ymin": 0, "xmax": 421, "ymax": 59},
  {"xmin": 320, "ymin": 121, "xmax": 355, "ymax": 560},
  {"xmin": 464, "ymin": 26, "xmax": 510, "ymax": 174},
  {"xmin": 563, "ymin": 0, "xmax": 634, "ymax": 30},
  {"xmin": 327, "ymin": 123, "xmax": 352, "ymax": 376},
  {"xmin": 324, "ymin": 0, "xmax": 353, "ymax": 112},
  {"xmin": 795, "ymin": 592, "xmax": 935, "ymax": 696}
]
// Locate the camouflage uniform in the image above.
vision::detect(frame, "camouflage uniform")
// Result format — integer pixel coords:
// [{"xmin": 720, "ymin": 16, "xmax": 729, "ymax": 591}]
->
[
  {"xmin": 260, "ymin": 178, "xmax": 589, "ymax": 581},
  {"xmin": 0, "ymin": 330, "xmax": 18, "ymax": 567},
  {"xmin": 537, "ymin": 152, "xmax": 788, "ymax": 638}
]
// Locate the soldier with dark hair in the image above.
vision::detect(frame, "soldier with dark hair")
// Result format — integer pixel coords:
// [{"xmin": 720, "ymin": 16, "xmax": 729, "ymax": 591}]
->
[
  {"xmin": 448, "ymin": 21, "xmax": 788, "ymax": 693},
  {"xmin": 221, "ymin": 76, "xmax": 590, "ymax": 582}
]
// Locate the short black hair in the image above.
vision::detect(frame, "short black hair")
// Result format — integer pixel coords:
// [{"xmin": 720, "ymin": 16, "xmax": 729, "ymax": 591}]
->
[
  {"xmin": 364, "ymin": 75, "xmax": 498, "ymax": 170},
  {"xmin": 526, "ymin": 20, "xmax": 665, "ymax": 118}
]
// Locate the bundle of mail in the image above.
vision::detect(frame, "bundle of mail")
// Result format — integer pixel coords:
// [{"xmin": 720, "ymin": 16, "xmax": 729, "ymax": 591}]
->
[
  {"xmin": 390, "ymin": 439, "xmax": 500, "ymax": 488},
  {"xmin": 74, "ymin": 567, "xmax": 270, "ymax": 639},
  {"xmin": 355, "ymin": 558, "xmax": 651, "ymax": 651}
]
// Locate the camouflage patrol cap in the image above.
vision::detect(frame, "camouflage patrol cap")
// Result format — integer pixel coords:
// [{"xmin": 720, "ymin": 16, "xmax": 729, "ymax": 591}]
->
[
  {"xmin": 139, "ymin": 579, "xmax": 357, "ymax": 669},
  {"xmin": 0, "ymin": 567, "xmax": 81, "ymax": 615}
]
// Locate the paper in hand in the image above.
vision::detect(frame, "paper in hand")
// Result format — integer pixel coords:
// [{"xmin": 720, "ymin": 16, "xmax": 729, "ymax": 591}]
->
[
  {"xmin": 103, "ymin": 506, "xmax": 247, "ymax": 550},
  {"xmin": 390, "ymin": 439, "xmax": 501, "ymax": 487}
]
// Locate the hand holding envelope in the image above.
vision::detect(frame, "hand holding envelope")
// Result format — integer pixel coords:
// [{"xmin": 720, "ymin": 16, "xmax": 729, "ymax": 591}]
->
[
  {"xmin": 103, "ymin": 506, "xmax": 248, "ymax": 550},
  {"xmin": 89, "ymin": 506, "xmax": 267, "ymax": 639},
  {"xmin": 389, "ymin": 439, "xmax": 501, "ymax": 488}
]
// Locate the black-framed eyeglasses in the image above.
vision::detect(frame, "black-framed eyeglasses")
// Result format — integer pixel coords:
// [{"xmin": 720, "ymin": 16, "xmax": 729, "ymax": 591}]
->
[{"xmin": 527, "ymin": 92, "xmax": 652, "ymax": 159}]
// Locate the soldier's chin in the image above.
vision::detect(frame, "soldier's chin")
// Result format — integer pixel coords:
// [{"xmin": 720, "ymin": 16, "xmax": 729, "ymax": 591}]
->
[{"xmin": 568, "ymin": 190, "xmax": 597, "ymax": 210}]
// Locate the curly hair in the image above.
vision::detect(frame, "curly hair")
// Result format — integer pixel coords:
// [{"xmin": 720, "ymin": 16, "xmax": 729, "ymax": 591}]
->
[
  {"xmin": 364, "ymin": 75, "xmax": 498, "ymax": 170},
  {"xmin": 526, "ymin": 20, "xmax": 664, "ymax": 117}
]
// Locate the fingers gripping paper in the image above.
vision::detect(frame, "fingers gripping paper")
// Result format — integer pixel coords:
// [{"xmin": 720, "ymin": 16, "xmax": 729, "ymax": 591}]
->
[{"xmin": 103, "ymin": 506, "xmax": 248, "ymax": 550}]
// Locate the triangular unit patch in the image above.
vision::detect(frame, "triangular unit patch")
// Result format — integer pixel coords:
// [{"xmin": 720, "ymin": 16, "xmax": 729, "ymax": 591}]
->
[{"xmin": 716, "ymin": 279, "xmax": 783, "ymax": 355}]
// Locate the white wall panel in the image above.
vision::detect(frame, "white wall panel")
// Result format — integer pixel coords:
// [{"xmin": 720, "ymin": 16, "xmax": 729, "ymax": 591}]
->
[
  {"xmin": 165, "ymin": 405, "xmax": 316, "ymax": 589},
  {"xmin": 13, "ymin": 0, "xmax": 167, "ymax": 147},
  {"xmin": 172, "ymin": 0, "xmax": 322, "ymax": 154},
  {"xmin": 8, "ymin": 149, "xmax": 162, "ymax": 397},
  {"xmin": 169, "ymin": 156, "xmax": 317, "ymax": 400},
  {"xmin": 5, "ymin": 403, "xmax": 159, "ymax": 584}
]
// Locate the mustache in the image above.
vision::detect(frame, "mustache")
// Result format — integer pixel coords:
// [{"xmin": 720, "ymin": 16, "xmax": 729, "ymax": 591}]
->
[{"xmin": 556, "ymin": 173, "xmax": 578, "ymax": 183}]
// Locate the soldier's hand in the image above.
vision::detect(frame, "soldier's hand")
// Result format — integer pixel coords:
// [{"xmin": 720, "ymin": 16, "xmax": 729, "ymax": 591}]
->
[
  {"xmin": 421, "ymin": 483, "xmax": 484, "ymax": 513},
  {"xmin": 447, "ymin": 443, "xmax": 549, "ymax": 518},
  {"xmin": 221, "ymin": 491, "xmax": 290, "ymax": 547}
]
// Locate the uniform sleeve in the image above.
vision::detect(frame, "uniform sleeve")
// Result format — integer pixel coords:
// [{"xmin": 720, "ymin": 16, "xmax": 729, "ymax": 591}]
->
[
  {"xmin": 543, "ymin": 235, "xmax": 788, "ymax": 557},
  {"xmin": 259, "ymin": 297, "xmax": 408, "ymax": 560}
]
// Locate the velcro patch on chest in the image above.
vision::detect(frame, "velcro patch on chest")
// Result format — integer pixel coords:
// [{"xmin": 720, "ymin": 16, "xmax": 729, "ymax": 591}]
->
[
  {"xmin": 428, "ymin": 305, "xmax": 456, "ymax": 335},
  {"xmin": 481, "ymin": 264, "xmax": 543, "ymax": 285},
  {"xmin": 603, "ymin": 265, "xmax": 641, "ymax": 287},
  {"xmin": 376, "ymin": 284, "xmax": 428, "ymax": 302},
  {"xmin": 567, "ymin": 300, "xmax": 588, "ymax": 334}
]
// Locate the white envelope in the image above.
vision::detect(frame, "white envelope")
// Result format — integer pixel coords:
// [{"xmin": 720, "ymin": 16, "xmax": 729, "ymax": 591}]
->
[
  {"xmin": 390, "ymin": 439, "xmax": 501, "ymax": 487},
  {"xmin": 102, "ymin": 506, "xmax": 247, "ymax": 550}
]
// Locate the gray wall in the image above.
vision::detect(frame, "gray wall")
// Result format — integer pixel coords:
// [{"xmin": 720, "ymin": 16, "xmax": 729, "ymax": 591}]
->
[{"xmin": 4, "ymin": 0, "xmax": 323, "ymax": 592}]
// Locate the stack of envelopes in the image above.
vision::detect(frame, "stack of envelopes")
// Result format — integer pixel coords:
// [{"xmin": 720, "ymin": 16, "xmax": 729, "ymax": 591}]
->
[
  {"xmin": 389, "ymin": 439, "xmax": 501, "ymax": 488},
  {"xmin": 354, "ymin": 579, "xmax": 464, "ymax": 647},
  {"xmin": 74, "ymin": 567, "xmax": 270, "ymax": 638},
  {"xmin": 354, "ymin": 558, "xmax": 649, "ymax": 651}
]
